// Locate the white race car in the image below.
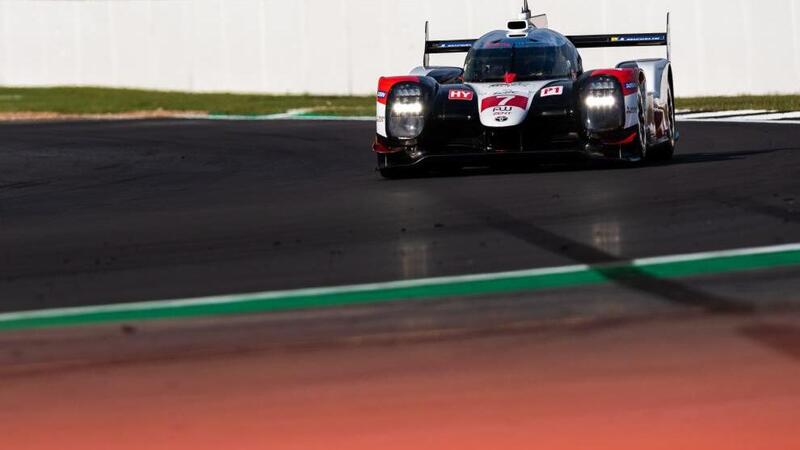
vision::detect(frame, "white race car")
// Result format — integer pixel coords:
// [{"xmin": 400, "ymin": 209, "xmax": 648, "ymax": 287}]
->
[{"xmin": 374, "ymin": 1, "xmax": 677, "ymax": 177}]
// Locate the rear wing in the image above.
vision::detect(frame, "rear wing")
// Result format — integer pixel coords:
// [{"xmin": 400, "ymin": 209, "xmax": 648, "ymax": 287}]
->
[
  {"xmin": 422, "ymin": 13, "xmax": 671, "ymax": 66},
  {"xmin": 568, "ymin": 11, "xmax": 671, "ymax": 60},
  {"xmin": 567, "ymin": 33, "xmax": 666, "ymax": 48},
  {"xmin": 423, "ymin": 22, "xmax": 476, "ymax": 67}
]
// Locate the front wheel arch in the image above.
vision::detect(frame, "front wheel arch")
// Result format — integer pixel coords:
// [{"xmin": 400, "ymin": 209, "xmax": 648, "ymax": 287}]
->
[
  {"xmin": 622, "ymin": 73, "xmax": 648, "ymax": 162},
  {"xmin": 648, "ymin": 68, "xmax": 677, "ymax": 161}
]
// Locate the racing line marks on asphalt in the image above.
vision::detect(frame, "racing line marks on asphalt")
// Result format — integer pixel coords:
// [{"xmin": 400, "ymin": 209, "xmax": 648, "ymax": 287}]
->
[
  {"xmin": 470, "ymin": 203, "xmax": 750, "ymax": 314},
  {"xmin": 1, "ymin": 243, "xmax": 800, "ymax": 331}
]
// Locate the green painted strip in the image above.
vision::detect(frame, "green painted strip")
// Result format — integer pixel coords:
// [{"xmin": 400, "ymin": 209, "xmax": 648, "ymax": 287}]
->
[{"xmin": 1, "ymin": 244, "xmax": 800, "ymax": 331}]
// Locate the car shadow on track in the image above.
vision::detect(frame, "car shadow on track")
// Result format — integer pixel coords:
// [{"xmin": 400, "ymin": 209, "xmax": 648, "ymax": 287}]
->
[
  {"xmin": 669, "ymin": 148, "xmax": 785, "ymax": 165},
  {"xmin": 379, "ymin": 147, "xmax": 786, "ymax": 180}
]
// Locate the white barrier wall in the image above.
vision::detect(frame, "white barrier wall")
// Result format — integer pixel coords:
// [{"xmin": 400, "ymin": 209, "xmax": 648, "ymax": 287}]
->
[{"xmin": 0, "ymin": 0, "xmax": 798, "ymax": 97}]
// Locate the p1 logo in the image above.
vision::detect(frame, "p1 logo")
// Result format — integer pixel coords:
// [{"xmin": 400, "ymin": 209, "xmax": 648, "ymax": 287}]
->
[{"xmin": 540, "ymin": 86, "xmax": 564, "ymax": 97}]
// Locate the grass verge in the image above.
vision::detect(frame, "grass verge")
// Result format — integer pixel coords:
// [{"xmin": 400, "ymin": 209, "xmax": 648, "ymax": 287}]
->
[
  {"xmin": 1, "ymin": 87, "xmax": 799, "ymax": 117},
  {"xmin": 676, "ymin": 95, "xmax": 800, "ymax": 112},
  {"xmin": 0, "ymin": 86, "xmax": 374, "ymax": 117}
]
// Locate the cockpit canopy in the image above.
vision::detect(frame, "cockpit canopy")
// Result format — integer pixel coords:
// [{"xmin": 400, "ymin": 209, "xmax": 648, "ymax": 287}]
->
[{"xmin": 463, "ymin": 29, "xmax": 581, "ymax": 83}]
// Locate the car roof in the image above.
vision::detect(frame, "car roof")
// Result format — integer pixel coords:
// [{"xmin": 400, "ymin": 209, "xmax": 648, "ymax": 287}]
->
[{"xmin": 472, "ymin": 28, "xmax": 572, "ymax": 50}]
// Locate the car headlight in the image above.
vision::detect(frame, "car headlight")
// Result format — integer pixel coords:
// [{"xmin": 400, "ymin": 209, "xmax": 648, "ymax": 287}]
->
[
  {"xmin": 388, "ymin": 83, "xmax": 425, "ymax": 140},
  {"xmin": 582, "ymin": 77, "xmax": 624, "ymax": 132},
  {"xmin": 392, "ymin": 102, "xmax": 423, "ymax": 115},
  {"xmin": 585, "ymin": 79, "xmax": 617, "ymax": 109}
]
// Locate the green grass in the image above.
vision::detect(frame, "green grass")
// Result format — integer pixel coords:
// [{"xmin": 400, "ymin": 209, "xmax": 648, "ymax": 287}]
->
[
  {"xmin": 0, "ymin": 86, "xmax": 374, "ymax": 116},
  {"xmin": 676, "ymin": 95, "xmax": 800, "ymax": 112},
  {"xmin": 1, "ymin": 87, "xmax": 799, "ymax": 117}
]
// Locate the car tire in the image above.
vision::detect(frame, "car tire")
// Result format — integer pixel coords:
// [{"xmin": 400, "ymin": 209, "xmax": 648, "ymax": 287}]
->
[
  {"xmin": 622, "ymin": 86, "xmax": 647, "ymax": 163},
  {"xmin": 648, "ymin": 86, "xmax": 677, "ymax": 161}
]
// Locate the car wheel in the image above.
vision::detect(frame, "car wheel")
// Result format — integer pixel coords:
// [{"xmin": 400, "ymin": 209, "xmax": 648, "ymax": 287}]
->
[
  {"xmin": 648, "ymin": 86, "xmax": 677, "ymax": 161},
  {"xmin": 622, "ymin": 84, "xmax": 647, "ymax": 163}
]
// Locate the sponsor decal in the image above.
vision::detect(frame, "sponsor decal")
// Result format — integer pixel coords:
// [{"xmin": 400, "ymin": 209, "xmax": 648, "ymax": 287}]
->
[
  {"xmin": 624, "ymin": 82, "xmax": 637, "ymax": 90},
  {"xmin": 540, "ymin": 86, "xmax": 564, "ymax": 97},
  {"xmin": 481, "ymin": 95, "xmax": 528, "ymax": 112},
  {"xmin": 611, "ymin": 34, "xmax": 666, "ymax": 43},
  {"xmin": 377, "ymin": 91, "xmax": 387, "ymax": 99},
  {"xmin": 491, "ymin": 106, "xmax": 514, "ymax": 120},
  {"xmin": 435, "ymin": 41, "xmax": 474, "ymax": 49},
  {"xmin": 448, "ymin": 89, "xmax": 474, "ymax": 101}
]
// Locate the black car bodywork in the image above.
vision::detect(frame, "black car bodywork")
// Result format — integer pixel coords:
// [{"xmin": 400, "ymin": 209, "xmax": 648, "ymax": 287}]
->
[{"xmin": 374, "ymin": 25, "xmax": 677, "ymax": 177}]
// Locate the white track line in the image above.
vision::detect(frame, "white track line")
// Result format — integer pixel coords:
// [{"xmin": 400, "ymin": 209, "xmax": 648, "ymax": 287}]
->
[
  {"xmin": 677, "ymin": 110, "xmax": 771, "ymax": 119},
  {"xmin": 705, "ymin": 111, "xmax": 800, "ymax": 121},
  {"xmin": 205, "ymin": 112, "xmax": 799, "ymax": 124},
  {"xmin": 202, "ymin": 114, "xmax": 374, "ymax": 121},
  {"xmin": 678, "ymin": 110, "xmax": 800, "ymax": 124},
  {"xmin": 679, "ymin": 118, "xmax": 800, "ymax": 125}
]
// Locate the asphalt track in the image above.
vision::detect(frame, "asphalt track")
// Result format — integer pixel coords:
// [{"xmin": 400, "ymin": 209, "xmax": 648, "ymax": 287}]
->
[
  {"xmin": 1, "ymin": 119, "xmax": 800, "ymax": 312},
  {"xmin": 2, "ymin": 119, "xmax": 800, "ymax": 449}
]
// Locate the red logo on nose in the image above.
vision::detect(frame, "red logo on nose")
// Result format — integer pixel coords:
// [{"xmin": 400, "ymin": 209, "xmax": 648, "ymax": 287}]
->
[
  {"xmin": 448, "ymin": 90, "xmax": 474, "ymax": 101},
  {"xmin": 480, "ymin": 95, "xmax": 529, "ymax": 112}
]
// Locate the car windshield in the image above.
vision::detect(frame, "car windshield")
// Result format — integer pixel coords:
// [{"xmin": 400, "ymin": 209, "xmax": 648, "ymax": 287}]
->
[{"xmin": 464, "ymin": 40, "xmax": 574, "ymax": 83}]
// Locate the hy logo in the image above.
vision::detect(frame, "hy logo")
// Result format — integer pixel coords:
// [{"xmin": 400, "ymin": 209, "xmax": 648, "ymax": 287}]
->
[{"xmin": 449, "ymin": 90, "xmax": 474, "ymax": 101}]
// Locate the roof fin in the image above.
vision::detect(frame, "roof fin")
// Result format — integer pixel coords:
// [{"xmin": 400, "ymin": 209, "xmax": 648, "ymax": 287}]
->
[
  {"xmin": 520, "ymin": 0, "xmax": 532, "ymax": 20},
  {"xmin": 423, "ymin": 21, "xmax": 430, "ymax": 67},
  {"xmin": 666, "ymin": 12, "xmax": 672, "ymax": 61}
]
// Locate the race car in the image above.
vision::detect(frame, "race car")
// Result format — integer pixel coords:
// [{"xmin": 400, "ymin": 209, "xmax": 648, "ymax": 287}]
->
[{"xmin": 374, "ymin": 1, "xmax": 677, "ymax": 178}]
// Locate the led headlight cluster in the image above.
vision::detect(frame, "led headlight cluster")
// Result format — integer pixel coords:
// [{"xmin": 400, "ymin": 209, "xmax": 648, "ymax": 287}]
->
[
  {"xmin": 388, "ymin": 83, "xmax": 425, "ymax": 140},
  {"xmin": 582, "ymin": 77, "xmax": 624, "ymax": 132},
  {"xmin": 585, "ymin": 79, "xmax": 617, "ymax": 109}
]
